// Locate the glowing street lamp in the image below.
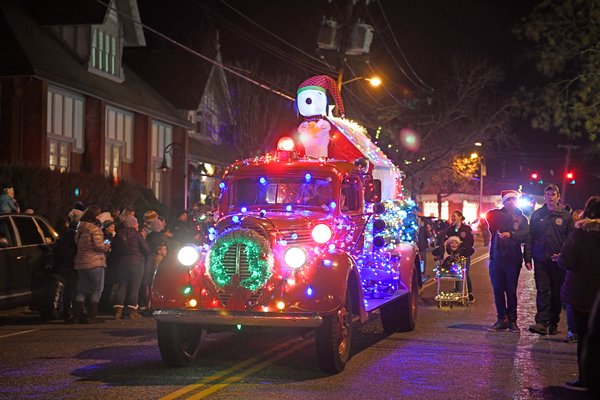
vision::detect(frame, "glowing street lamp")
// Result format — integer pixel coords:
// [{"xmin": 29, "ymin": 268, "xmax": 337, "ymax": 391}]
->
[{"xmin": 341, "ymin": 76, "xmax": 382, "ymax": 92}]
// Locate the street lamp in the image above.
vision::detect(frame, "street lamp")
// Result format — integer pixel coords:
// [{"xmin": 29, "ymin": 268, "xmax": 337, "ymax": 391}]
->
[
  {"xmin": 158, "ymin": 142, "xmax": 184, "ymax": 172},
  {"xmin": 341, "ymin": 76, "xmax": 381, "ymax": 91}
]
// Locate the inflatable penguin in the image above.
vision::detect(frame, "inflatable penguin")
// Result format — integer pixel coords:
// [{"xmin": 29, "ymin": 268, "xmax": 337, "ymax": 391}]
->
[{"xmin": 296, "ymin": 75, "xmax": 345, "ymax": 158}]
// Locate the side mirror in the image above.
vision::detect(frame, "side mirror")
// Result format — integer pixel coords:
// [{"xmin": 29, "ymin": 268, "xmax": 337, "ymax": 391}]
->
[{"xmin": 364, "ymin": 179, "xmax": 382, "ymax": 203}]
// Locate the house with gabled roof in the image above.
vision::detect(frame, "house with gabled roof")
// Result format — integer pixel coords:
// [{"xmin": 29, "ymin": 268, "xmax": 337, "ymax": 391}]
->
[
  {"xmin": 0, "ymin": 0, "xmax": 192, "ymax": 209},
  {"xmin": 124, "ymin": 31, "xmax": 239, "ymax": 208}
]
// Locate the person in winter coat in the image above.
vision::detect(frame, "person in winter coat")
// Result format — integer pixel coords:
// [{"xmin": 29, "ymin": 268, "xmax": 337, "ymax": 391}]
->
[
  {"xmin": 444, "ymin": 210, "xmax": 476, "ymax": 302},
  {"xmin": 73, "ymin": 205, "xmax": 109, "ymax": 324},
  {"xmin": 52, "ymin": 208, "xmax": 83, "ymax": 323},
  {"xmin": 0, "ymin": 183, "xmax": 19, "ymax": 213},
  {"xmin": 432, "ymin": 235, "xmax": 475, "ymax": 275},
  {"xmin": 527, "ymin": 184, "xmax": 574, "ymax": 336},
  {"xmin": 557, "ymin": 195, "xmax": 600, "ymax": 392},
  {"xmin": 110, "ymin": 215, "xmax": 150, "ymax": 319},
  {"xmin": 485, "ymin": 190, "xmax": 531, "ymax": 333}
]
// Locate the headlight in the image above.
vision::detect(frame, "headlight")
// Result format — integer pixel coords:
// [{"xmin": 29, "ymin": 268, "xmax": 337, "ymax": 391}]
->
[
  {"xmin": 177, "ymin": 245, "xmax": 200, "ymax": 267},
  {"xmin": 284, "ymin": 247, "xmax": 307, "ymax": 269},
  {"xmin": 312, "ymin": 223, "xmax": 332, "ymax": 244}
]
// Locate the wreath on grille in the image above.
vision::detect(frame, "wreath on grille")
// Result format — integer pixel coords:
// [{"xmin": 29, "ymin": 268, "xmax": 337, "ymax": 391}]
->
[{"xmin": 207, "ymin": 228, "xmax": 274, "ymax": 292}]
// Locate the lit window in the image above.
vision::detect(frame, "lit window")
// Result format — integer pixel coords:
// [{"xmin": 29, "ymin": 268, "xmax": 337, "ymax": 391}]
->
[
  {"xmin": 90, "ymin": 27, "xmax": 121, "ymax": 79},
  {"xmin": 151, "ymin": 120, "xmax": 173, "ymax": 200},
  {"xmin": 46, "ymin": 86, "xmax": 84, "ymax": 172},
  {"xmin": 104, "ymin": 106, "xmax": 133, "ymax": 177}
]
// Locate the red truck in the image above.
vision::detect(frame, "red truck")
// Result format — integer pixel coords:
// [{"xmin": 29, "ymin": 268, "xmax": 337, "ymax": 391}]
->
[{"xmin": 151, "ymin": 117, "xmax": 421, "ymax": 373}]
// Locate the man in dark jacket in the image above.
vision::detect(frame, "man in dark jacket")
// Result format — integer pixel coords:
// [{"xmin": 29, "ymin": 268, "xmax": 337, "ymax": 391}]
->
[
  {"xmin": 528, "ymin": 184, "xmax": 574, "ymax": 336},
  {"xmin": 486, "ymin": 190, "xmax": 531, "ymax": 332}
]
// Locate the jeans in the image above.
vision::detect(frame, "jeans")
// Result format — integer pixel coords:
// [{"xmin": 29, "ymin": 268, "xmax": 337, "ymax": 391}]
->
[
  {"xmin": 533, "ymin": 260, "xmax": 565, "ymax": 325},
  {"xmin": 114, "ymin": 263, "xmax": 145, "ymax": 308},
  {"xmin": 489, "ymin": 259, "xmax": 521, "ymax": 322},
  {"xmin": 75, "ymin": 267, "xmax": 105, "ymax": 303}
]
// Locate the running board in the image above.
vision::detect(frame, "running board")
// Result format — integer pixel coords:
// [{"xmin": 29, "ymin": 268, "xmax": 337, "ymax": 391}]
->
[{"xmin": 363, "ymin": 289, "xmax": 410, "ymax": 313}]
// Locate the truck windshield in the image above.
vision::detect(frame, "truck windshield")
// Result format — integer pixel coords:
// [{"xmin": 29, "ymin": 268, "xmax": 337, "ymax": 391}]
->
[{"xmin": 228, "ymin": 176, "xmax": 334, "ymax": 210}]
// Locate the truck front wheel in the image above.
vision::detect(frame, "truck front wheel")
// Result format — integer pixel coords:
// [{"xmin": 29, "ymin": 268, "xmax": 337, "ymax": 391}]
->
[
  {"xmin": 315, "ymin": 288, "xmax": 353, "ymax": 373},
  {"xmin": 157, "ymin": 321, "xmax": 202, "ymax": 367},
  {"xmin": 381, "ymin": 268, "xmax": 419, "ymax": 332}
]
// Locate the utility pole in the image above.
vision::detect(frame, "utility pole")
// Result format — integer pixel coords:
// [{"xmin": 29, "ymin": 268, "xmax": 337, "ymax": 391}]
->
[
  {"xmin": 558, "ymin": 144, "xmax": 578, "ymax": 206},
  {"xmin": 336, "ymin": 0, "xmax": 356, "ymax": 93}
]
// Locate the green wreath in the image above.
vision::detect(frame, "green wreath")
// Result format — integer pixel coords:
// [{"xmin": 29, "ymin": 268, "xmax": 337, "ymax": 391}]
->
[{"xmin": 208, "ymin": 228, "xmax": 274, "ymax": 292}]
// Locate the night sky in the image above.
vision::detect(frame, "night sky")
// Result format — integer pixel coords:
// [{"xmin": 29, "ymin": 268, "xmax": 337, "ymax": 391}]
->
[{"xmin": 135, "ymin": 0, "xmax": 593, "ymax": 207}]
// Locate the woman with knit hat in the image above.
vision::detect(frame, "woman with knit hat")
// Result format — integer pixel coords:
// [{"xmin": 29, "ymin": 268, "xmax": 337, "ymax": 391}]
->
[{"xmin": 110, "ymin": 215, "xmax": 150, "ymax": 319}]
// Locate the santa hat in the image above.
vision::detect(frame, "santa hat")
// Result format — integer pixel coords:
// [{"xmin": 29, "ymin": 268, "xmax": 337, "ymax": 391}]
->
[
  {"xmin": 445, "ymin": 236, "xmax": 461, "ymax": 246},
  {"xmin": 501, "ymin": 190, "xmax": 519, "ymax": 204},
  {"xmin": 297, "ymin": 75, "xmax": 345, "ymax": 117}
]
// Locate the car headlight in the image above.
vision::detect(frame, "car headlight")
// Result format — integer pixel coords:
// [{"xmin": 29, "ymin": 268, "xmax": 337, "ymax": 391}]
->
[
  {"xmin": 177, "ymin": 245, "xmax": 200, "ymax": 267},
  {"xmin": 311, "ymin": 223, "xmax": 332, "ymax": 243},
  {"xmin": 284, "ymin": 247, "xmax": 307, "ymax": 269}
]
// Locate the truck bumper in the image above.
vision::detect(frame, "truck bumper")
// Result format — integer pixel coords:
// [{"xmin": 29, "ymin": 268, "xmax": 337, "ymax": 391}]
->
[{"xmin": 153, "ymin": 309, "xmax": 323, "ymax": 328}]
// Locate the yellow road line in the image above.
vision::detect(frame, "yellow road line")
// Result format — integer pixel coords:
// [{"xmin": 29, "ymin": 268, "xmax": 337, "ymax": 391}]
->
[
  {"xmin": 186, "ymin": 339, "xmax": 314, "ymax": 399},
  {"xmin": 160, "ymin": 335, "xmax": 307, "ymax": 400}
]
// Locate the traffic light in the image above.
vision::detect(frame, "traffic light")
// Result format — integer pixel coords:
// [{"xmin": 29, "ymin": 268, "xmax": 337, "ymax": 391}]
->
[
  {"xmin": 529, "ymin": 172, "xmax": 543, "ymax": 185},
  {"xmin": 565, "ymin": 171, "xmax": 576, "ymax": 185}
]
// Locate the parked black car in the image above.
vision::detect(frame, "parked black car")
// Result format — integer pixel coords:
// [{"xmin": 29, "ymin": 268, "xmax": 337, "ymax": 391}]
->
[{"xmin": 0, "ymin": 213, "xmax": 62, "ymax": 319}]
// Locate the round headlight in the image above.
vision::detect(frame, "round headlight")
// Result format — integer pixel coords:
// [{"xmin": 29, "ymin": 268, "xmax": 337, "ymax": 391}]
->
[
  {"xmin": 312, "ymin": 223, "xmax": 332, "ymax": 244},
  {"xmin": 177, "ymin": 245, "xmax": 200, "ymax": 267},
  {"xmin": 284, "ymin": 247, "xmax": 307, "ymax": 269}
]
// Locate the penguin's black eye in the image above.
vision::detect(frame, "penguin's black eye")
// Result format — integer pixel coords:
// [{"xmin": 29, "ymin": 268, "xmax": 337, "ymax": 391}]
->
[{"xmin": 305, "ymin": 98, "xmax": 312, "ymax": 105}]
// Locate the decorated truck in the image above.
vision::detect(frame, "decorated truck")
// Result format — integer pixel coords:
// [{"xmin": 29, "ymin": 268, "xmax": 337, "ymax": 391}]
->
[{"xmin": 151, "ymin": 75, "xmax": 421, "ymax": 373}]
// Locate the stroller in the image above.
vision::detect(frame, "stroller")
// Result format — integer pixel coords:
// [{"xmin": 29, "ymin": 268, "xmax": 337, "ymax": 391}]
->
[{"xmin": 433, "ymin": 255, "xmax": 469, "ymax": 308}]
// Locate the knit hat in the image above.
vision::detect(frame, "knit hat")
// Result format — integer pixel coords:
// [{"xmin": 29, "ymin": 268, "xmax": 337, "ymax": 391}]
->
[
  {"xmin": 97, "ymin": 211, "xmax": 113, "ymax": 224},
  {"xmin": 67, "ymin": 209, "xmax": 83, "ymax": 223},
  {"xmin": 501, "ymin": 190, "xmax": 519, "ymax": 204},
  {"xmin": 123, "ymin": 215, "xmax": 138, "ymax": 228},
  {"xmin": 445, "ymin": 236, "xmax": 461, "ymax": 245},
  {"xmin": 297, "ymin": 75, "xmax": 345, "ymax": 117},
  {"xmin": 144, "ymin": 210, "xmax": 158, "ymax": 222}
]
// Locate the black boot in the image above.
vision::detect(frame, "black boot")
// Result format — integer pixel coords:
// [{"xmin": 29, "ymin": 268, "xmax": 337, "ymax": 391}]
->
[
  {"xmin": 73, "ymin": 301, "xmax": 87, "ymax": 324},
  {"xmin": 86, "ymin": 301, "xmax": 105, "ymax": 324}
]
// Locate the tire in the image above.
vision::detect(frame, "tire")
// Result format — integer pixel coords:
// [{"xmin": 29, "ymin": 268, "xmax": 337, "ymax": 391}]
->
[
  {"xmin": 39, "ymin": 275, "xmax": 64, "ymax": 320},
  {"xmin": 381, "ymin": 268, "xmax": 419, "ymax": 332},
  {"xmin": 316, "ymin": 288, "xmax": 353, "ymax": 373},
  {"xmin": 157, "ymin": 321, "xmax": 203, "ymax": 367}
]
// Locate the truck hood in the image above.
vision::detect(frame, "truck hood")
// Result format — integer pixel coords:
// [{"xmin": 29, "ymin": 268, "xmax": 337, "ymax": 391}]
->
[{"xmin": 216, "ymin": 210, "xmax": 332, "ymax": 234}]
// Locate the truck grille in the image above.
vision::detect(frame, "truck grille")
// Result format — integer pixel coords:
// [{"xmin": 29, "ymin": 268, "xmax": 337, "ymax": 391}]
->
[{"xmin": 222, "ymin": 243, "xmax": 252, "ymax": 279}]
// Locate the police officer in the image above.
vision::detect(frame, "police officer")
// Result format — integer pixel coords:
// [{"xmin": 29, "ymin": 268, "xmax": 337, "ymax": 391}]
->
[{"xmin": 528, "ymin": 184, "xmax": 574, "ymax": 336}]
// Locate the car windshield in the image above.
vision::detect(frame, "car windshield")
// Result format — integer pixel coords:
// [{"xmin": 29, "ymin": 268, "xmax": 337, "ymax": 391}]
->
[{"xmin": 228, "ymin": 176, "xmax": 334, "ymax": 210}]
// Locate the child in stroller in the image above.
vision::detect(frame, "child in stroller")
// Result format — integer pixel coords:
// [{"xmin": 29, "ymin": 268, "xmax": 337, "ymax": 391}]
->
[{"xmin": 432, "ymin": 236, "xmax": 475, "ymax": 306}]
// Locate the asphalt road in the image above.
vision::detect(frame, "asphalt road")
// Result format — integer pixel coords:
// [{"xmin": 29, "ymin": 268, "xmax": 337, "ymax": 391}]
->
[{"xmin": 0, "ymin": 239, "xmax": 595, "ymax": 400}]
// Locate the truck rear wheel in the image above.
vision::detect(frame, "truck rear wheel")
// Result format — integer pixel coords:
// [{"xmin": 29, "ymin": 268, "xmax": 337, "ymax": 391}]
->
[
  {"xmin": 157, "ymin": 322, "xmax": 202, "ymax": 367},
  {"xmin": 381, "ymin": 269, "xmax": 419, "ymax": 332},
  {"xmin": 316, "ymin": 288, "xmax": 353, "ymax": 373}
]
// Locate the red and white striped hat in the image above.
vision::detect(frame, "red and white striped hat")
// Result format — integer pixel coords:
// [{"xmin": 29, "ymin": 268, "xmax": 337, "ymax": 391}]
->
[{"xmin": 297, "ymin": 75, "xmax": 345, "ymax": 117}]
